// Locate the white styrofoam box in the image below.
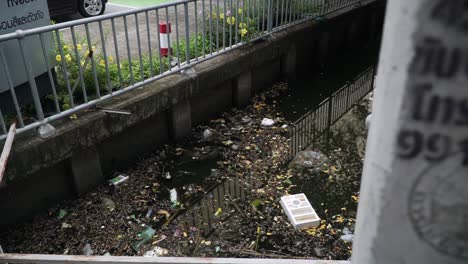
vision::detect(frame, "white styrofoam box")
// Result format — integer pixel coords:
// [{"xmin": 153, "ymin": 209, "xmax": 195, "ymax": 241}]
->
[{"xmin": 280, "ymin": 193, "xmax": 321, "ymax": 230}]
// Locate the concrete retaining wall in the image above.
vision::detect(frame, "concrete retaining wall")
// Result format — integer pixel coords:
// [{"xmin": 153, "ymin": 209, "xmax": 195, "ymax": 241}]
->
[{"xmin": 0, "ymin": 0, "xmax": 386, "ymax": 228}]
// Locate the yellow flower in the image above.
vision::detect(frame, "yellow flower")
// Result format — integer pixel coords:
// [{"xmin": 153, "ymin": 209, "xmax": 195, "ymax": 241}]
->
[
  {"xmin": 238, "ymin": 8, "xmax": 243, "ymax": 15},
  {"xmin": 76, "ymin": 44, "xmax": 82, "ymax": 51},
  {"xmin": 84, "ymin": 50, "xmax": 90, "ymax": 58},
  {"xmin": 65, "ymin": 54, "xmax": 72, "ymax": 62},
  {"xmin": 63, "ymin": 45, "xmax": 69, "ymax": 50},
  {"xmin": 91, "ymin": 45, "xmax": 96, "ymax": 51},
  {"xmin": 219, "ymin": 13, "xmax": 224, "ymax": 19},
  {"xmin": 212, "ymin": 12, "xmax": 217, "ymax": 19},
  {"xmin": 108, "ymin": 56, "xmax": 114, "ymax": 63},
  {"xmin": 56, "ymin": 55, "xmax": 62, "ymax": 62},
  {"xmin": 99, "ymin": 59, "xmax": 106, "ymax": 67},
  {"xmin": 226, "ymin": 16, "xmax": 236, "ymax": 25},
  {"xmin": 240, "ymin": 28, "xmax": 248, "ymax": 37}
]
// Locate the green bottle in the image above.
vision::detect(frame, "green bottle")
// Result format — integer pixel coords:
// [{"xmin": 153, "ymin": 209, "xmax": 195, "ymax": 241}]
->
[{"xmin": 132, "ymin": 226, "xmax": 156, "ymax": 251}]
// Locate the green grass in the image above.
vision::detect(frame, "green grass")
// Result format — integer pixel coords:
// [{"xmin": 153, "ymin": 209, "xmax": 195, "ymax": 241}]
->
[{"xmin": 109, "ymin": 0, "xmax": 174, "ymax": 7}]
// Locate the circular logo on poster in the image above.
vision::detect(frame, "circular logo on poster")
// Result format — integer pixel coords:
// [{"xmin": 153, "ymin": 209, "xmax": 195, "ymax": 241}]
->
[{"xmin": 409, "ymin": 154, "xmax": 468, "ymax": 260}]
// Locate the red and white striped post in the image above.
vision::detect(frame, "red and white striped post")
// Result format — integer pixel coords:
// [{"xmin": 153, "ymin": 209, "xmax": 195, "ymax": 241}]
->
[{"xmin": 159, "ymin": 22, "xmax": 172, "ymax": 57}]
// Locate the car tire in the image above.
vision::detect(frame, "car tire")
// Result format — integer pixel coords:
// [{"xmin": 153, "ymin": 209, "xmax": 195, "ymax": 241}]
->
[{"xmin": 79, "ymin": 0, "xmax": 106, "ymax": 17}]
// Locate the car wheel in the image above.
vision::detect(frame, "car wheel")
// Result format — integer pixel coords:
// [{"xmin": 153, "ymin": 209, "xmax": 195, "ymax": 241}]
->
[{"xmin": 79, "ymin": 0, "xmax": 106, "ymax": 17}]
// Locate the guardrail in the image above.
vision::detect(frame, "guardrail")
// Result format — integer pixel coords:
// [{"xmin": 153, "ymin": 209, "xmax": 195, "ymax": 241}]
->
[
  {"xmin": 0, "ymin": 0, "xmax": 367, "ymax": 140},
  {"xmin": 289, "ymin": 66, "xmax": 375, "ymax": 158}
]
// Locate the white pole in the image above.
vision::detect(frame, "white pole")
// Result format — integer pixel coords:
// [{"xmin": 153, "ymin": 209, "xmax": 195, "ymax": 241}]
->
[{"xmin": 353, "ymin": 0, "xmax": 468, "ymax": 263}]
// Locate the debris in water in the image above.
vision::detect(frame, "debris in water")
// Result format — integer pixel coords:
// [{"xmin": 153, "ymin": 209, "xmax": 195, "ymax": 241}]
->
[
  {"xmin": 261, "ymin": 118, "xmax": 275, "ymax": 127},
  {"xmin": 214, "ymin": 208, "xmax": 222, "ymax": 216},
  {"xmin": 170, "ymin": 189, "xmax": 178, "ymax": 205},
  {"xmin": 165, "ymin": 172, "xmax": 172, "ymax": 180},
  {"xmin": 57, "ymin": 209, "xmax": 67, "ymax": 219},
  {"xmin": 242, "ymin": 116, "xmax": 252, "ymax": 123},
  {"xmin": 153, "ymin": 234, "xmax": 167, "ymax": 244},
  {"xmin": 143, "ymin": 246, "xmax": 168, "ymax": 257},
  {"xmin": 340, "ymin": 234, "xmax": 354, "ymax": 242},
  {"xmin": 82, "ymin": 243, "xmax": 94, "ymax": 256},
  {"xmin": 203, "ymin": 129, "xmax": 213, "ymax": 140},
  {"xmin": 340, "ymin": 227, "xmax": 354, "ymax": 242},
  {"xmin": 145, "ymin": 209, "xmax": 153, "ymax": 219},
  {"xmin": 109, "ymin": 175, "xmax": 129, "ymax": 186},
  {"xmin": 102, "ymin": 198, "xmax": 116, "ymax": 211},
  {"xmin": 132, "ymin": 226, "xmax": 156, "ymax": 251},
  {"xmin": 157, "ymin": 209, "xmax": 171, "ymax": 219},
  {"xmin": 280, "ymin": 193, "xmax": 321, "ymax": 230},
  {"xmin": 61, "ymin": 223, "xmax": 72, "ymax": 229}
]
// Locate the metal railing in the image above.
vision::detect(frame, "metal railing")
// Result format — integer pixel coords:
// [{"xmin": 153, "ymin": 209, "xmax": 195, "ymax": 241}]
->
[
  {"xmin": 289, "ymin": 66, "xmax": 375, "ymax": 158},
  {"xmin": 0, "ymin": 0, "xmax": 367, "ymax": 140}
]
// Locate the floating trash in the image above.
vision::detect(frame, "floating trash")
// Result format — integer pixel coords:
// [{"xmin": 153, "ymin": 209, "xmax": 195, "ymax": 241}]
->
[
  {"xmin": 280, "ymin": 193, "xmax": 321, "ymax": 230},
  {"xmin": 109, "ymin": 175, "xmax": 129, "ymax": 186}
]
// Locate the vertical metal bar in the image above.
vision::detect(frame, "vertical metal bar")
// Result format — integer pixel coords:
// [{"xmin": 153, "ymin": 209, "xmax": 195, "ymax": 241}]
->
[
  {"xmin": 275, "ymin": 0, "xmax": 280, "ymax": 29},
  {"xmin": 194, "ymin": 2, "xmax": 199, "ymax": 59},
  {"xmin": 216, "ymin": 0, "xmax": 220, "ymax": 50},
  {"xmin": 155, "ymin": 9, "xmax": 164, "ymax": 73},
  {"xmin": 38, "ymin": 34, "xmax": 60, "ymax": 115},
  {"xmin": 219, "ymin": 181, "xmax": 225, "ymax": 210},
  {"xmin": 111, "ymin": 18, "xmax": 124, "ymax": 89},
  {"xmin": 145, "ymin": 11, "xmax": 154, "ymax": 77},
  {"xmin": 201, "ymin": 0, "xmax": 206, "ymax": 57},
  {"xmin": 255, "ymin": 0, "xmax": 260, "ymax": 35},
  {"xmin": 223, "ymin": 0, "xmax": 227, "ymax": 49},
  {"xmin": 18, "ymin": 38, "xmax": 45, "ymax": 120},
  {"xmin": 203, "ymin": 200, "xmax": 211, "ymax": 234},
  {"xmin": 234, "ymin": 0, "xmax": 239, "ymax": 43},
  {"xmin": 280, "ymin": 0, "xmax": 285, "ymax": 26},
  {"xmin": 166, "ymin": 7, "xmax": 173, "ymax": 70},
  {"xmin": 184, "ymin": 2, "xmax": 191, "ymax": 64},
  {"xmin": 174, "ymin": 5, "xmax": 182, "ymax": 67},
  {"xmin": 98, "ymin": 21, "xmax": 112, "ymax": 94},
  {"xmin": 0, "ymin": 121, "xmax": 16, "ymax": 185},
  {"xmin": 123, "ymin": 16, "xmax": 135, "ymax": 85},
  {"xmin": 229, "ymin": 0, "xmax": 233, "ymax": 46},
  {"xmin": 284, "ymin": 0, "xmax": 289, "ymax": 24},
  {"xmin": 241, "ymin": 0, "xmax": 245, "ymax": 40},
  {"xmin": 267, "ymin": 0, "xmax": 273, "ymax": 32},
  {"xmin": 135, "ymin": 13, "xmax": 146, "ymax": 80},
  {"xmin": 54, "ymin": 30, "xmax": 74, "ymax": 107},
  {"xmin": 288, "ymin": 0, "xmax": 293, "ymax": 24},
  {"xmin": 326, "ymin": 98, "xmax": 333, "ymax": 151},
  {"xmin": 0, "ymin": 49, "xmax": 25, "ymax": 127},
  {"xmin": 85, "ymin": 24, "xmax": 101, "ymax": 99},
  {"xmin": 70, "ymin": 27, "xmax": 88, "ymax": 103},
  {"xmin": 208, "ymin": 0, "xmax": 213, "ymax": 53},
  {"xmin": 262, "ymin": 0, "xmax": 266, "ymax": 32},
  {"xmin": 0, "ymin": 110, "xmax": 7, "ymax": 135}
]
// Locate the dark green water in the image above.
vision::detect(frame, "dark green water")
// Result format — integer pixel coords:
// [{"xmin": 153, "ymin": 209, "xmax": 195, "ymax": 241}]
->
[{"xmin": 276, "ymin": 44, "xmax": 380, "ymax": 122}]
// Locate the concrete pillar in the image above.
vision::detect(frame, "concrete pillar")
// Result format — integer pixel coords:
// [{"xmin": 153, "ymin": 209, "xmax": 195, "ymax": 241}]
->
[
  {"xmin": 70, "ymin": 146, "xmax": 104, "ymax": 195},
  {"xmin": 233, "ymin": 71, "xmax": 252, "ymax": 107},
  {"xmin": 169, "ymin": 100, "xmax": 192, "ymax": 141},
  {"xmin": 281, "ymin": 44, "xmax": 297, "ymax": 81},
  {"xmin": 353, "ymin": 0, "xmax": 468, "ymax": 263}
]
